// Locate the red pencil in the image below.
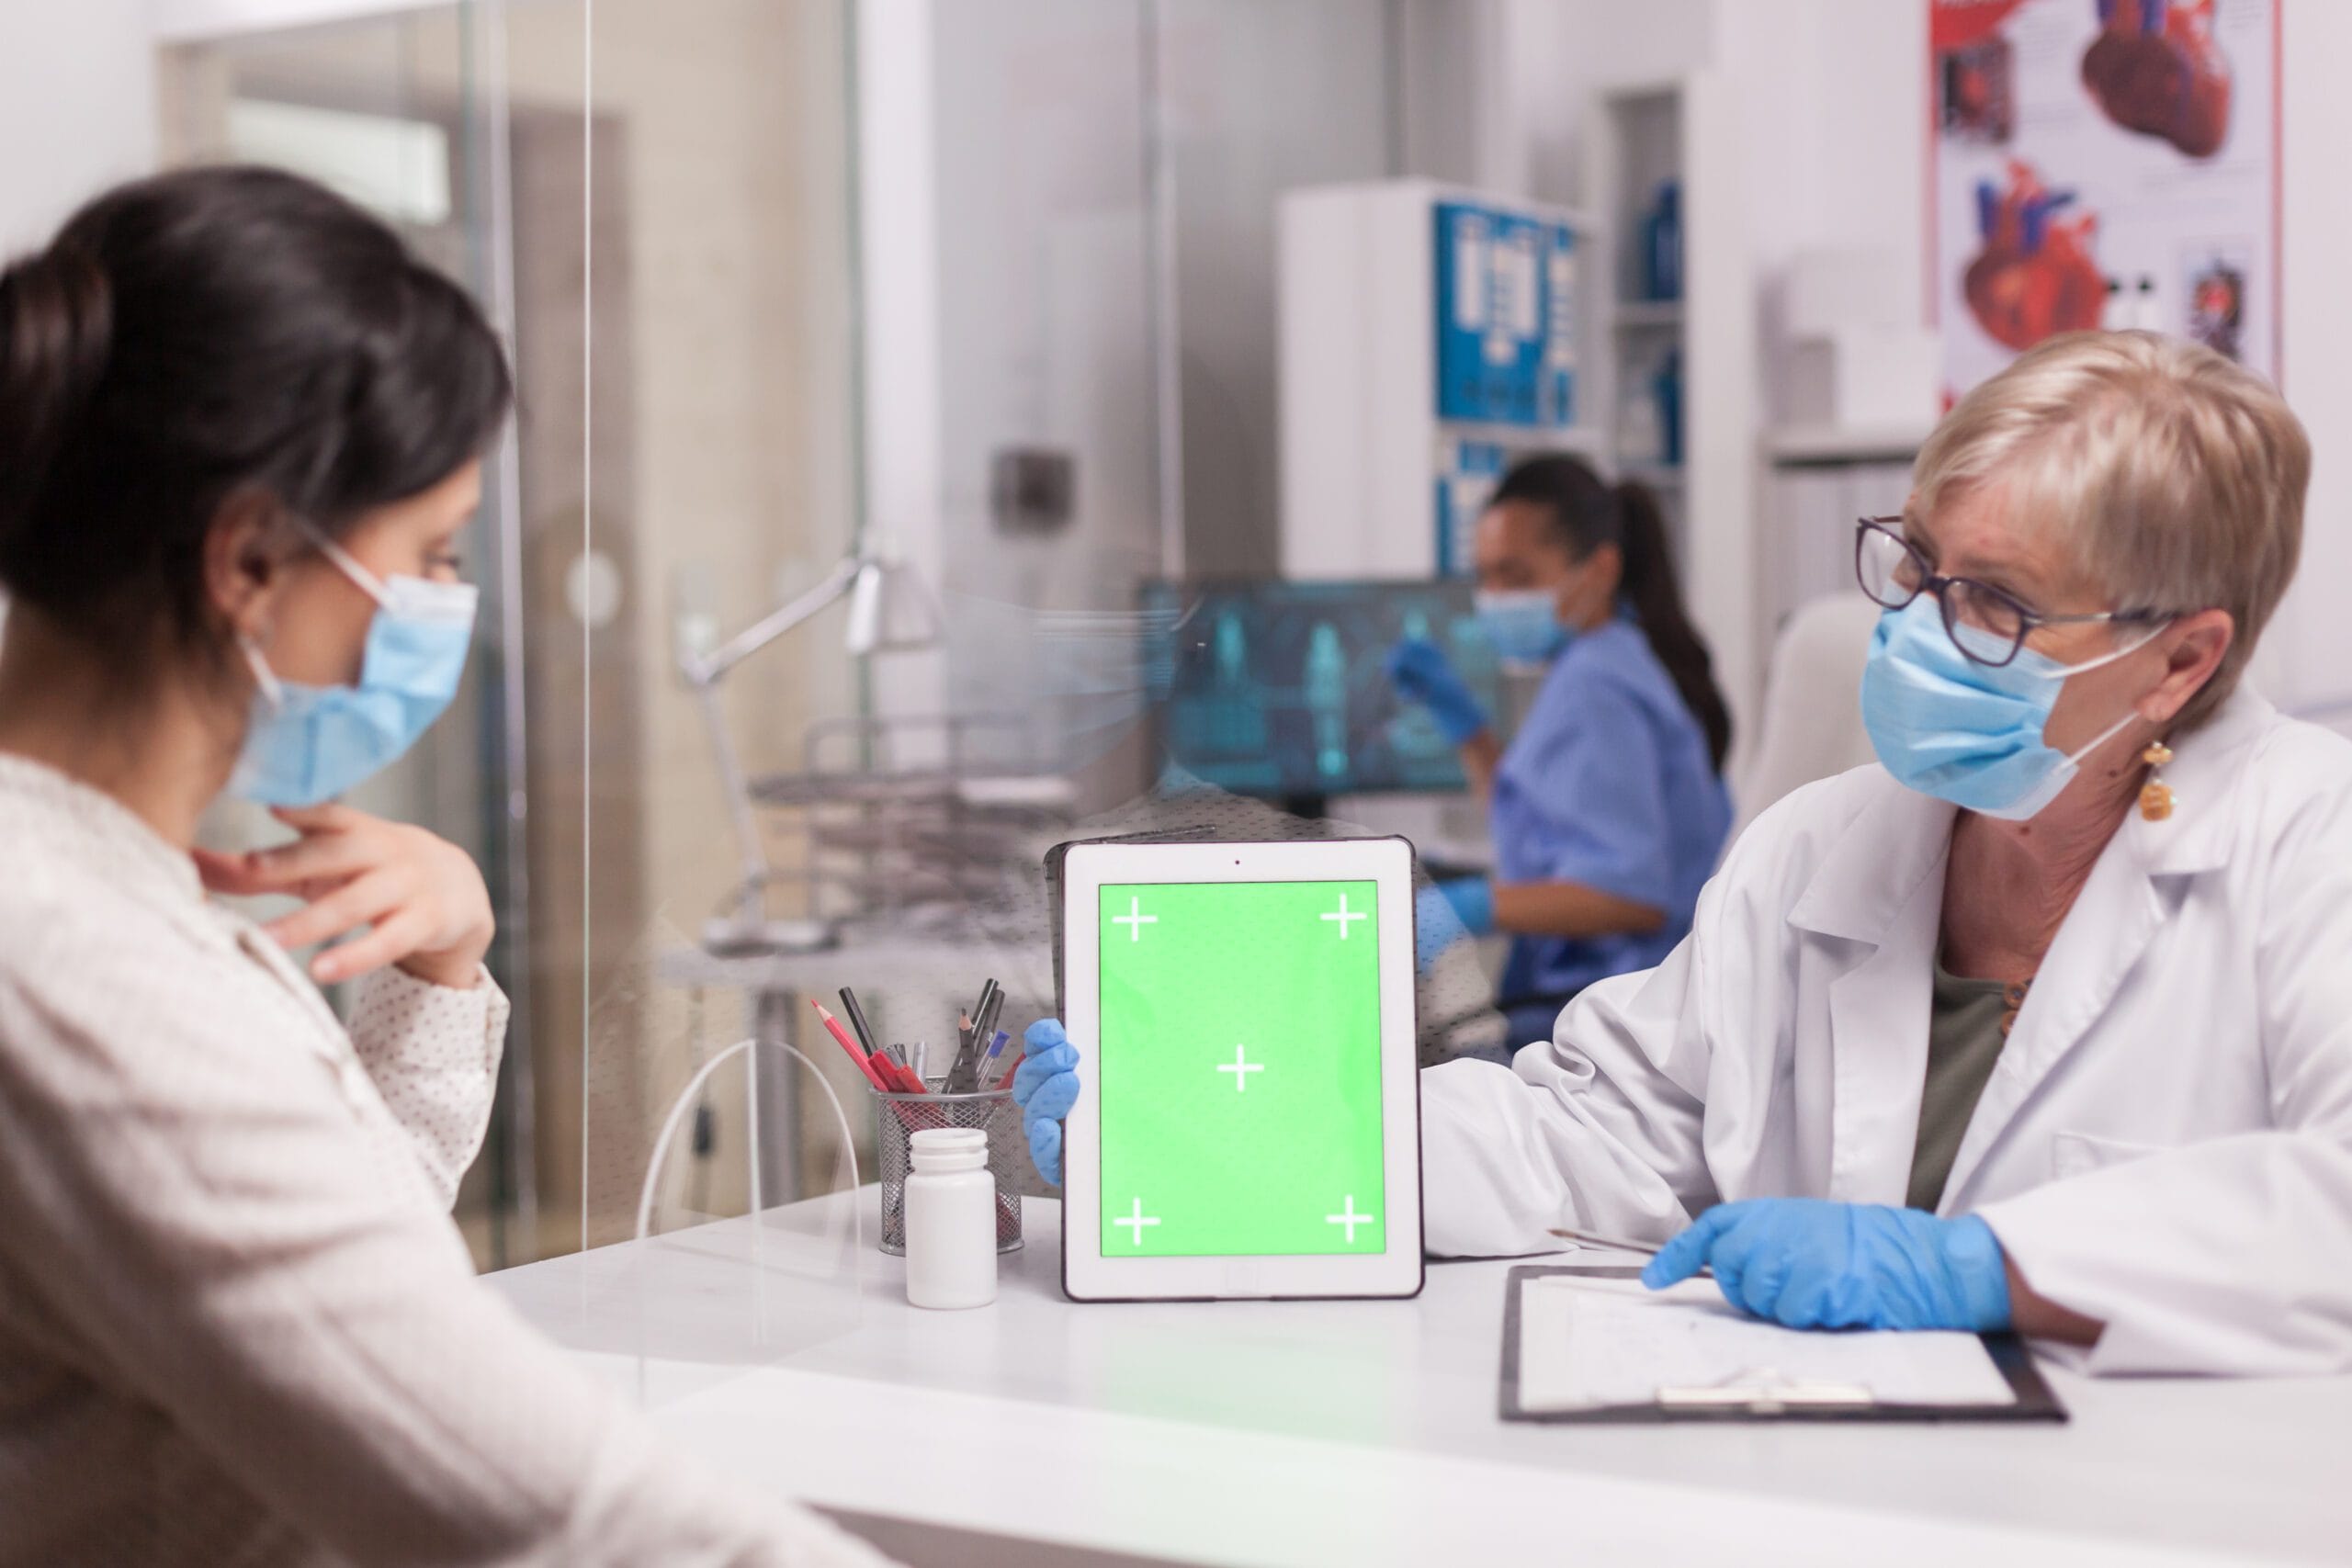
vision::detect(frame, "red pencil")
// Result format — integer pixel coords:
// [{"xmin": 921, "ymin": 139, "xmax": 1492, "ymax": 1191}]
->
[{"xmin": 809, "ymin": 999, "xmax": 889, "ymax": 1092}]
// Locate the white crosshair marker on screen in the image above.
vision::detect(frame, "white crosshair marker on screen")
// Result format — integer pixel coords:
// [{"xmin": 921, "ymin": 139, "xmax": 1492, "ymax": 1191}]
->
[
  {"xmin": 1114, "ymin": 1198, "xmax": 1161, "ymax": 1247},
  {"xmin": 1319, "ymin": 892, "xmax": 1367, "ymax": 939},
  {"xmin": 1216, "ymin": 1044, "xmax": 1265, "ymax": 1091},
  {"xmin": 1326, "ymin": 1196, "xmax": 1374, "ymax": 1244},
  {"xmin": 1114, "ymin": 896, "xmax": 1159, "ymax": 942}
]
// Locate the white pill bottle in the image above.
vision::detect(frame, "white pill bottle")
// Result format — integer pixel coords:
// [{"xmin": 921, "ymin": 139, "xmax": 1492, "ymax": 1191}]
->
[{"xmin": 904, "ymin": 1126, "xmax": 998, "ymax": 1309}]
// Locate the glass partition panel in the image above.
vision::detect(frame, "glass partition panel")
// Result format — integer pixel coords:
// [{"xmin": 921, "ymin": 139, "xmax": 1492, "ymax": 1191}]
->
[
  {"xmin": 572, "ymin": 0, "xmax": 1502, "ymax": 1344},
  {"xmin": 572, "ymin": 0, "xmax": 866, "ymax": 1267},
  {"xmin": 156, "ymin": 0, "xmax": 1486, "ymax": 1316},
  {"xmin": 163, "ymin": 0, "xmax": 1502, "ymax": 1333}
]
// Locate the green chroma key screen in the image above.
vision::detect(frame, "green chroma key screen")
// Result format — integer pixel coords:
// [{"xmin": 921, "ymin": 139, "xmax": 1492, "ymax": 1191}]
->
[{"xmin": 1097, "ymin": 879, "xmax": 1387, "ymax": 1257}]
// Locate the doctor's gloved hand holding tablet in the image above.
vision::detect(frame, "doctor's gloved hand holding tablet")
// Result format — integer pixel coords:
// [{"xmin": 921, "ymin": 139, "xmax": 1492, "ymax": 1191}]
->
[
  {"xmin": 1035, "ymin": 839, "xmax": 1425, "ymax": 1302},
  {"xmin": 1011, "ymin": 1021, "xmax": 1081, "ymax": 1187}
]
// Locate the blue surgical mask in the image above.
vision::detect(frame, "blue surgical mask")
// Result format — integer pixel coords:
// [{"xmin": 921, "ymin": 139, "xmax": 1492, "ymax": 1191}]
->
[
  {"xmin": 1474, "ymin": 589, "xmax": 1567, "ymax": 667},
  {"xmin": 1860, "ymin": 597, "xmax": 2159, "ymax": 821},
  {"xmin": 231, "ymin": 534, "xmax": 479, "ymax": 807}
]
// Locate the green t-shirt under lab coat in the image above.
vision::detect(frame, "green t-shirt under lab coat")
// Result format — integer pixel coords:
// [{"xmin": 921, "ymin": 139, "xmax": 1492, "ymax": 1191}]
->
[{"xmin": 1906, "ymin": 963, "xmax": 2021, "ymax": 1213}]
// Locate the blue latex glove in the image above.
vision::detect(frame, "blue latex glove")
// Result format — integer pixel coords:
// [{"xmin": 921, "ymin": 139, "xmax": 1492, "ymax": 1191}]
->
[
  {"xmin": 1642, "ymin": 1199, "xmax": 2013, "ymax": 1332},
  {"xmin": 1386, "ymin": 637, "xmax": 1488, "ymax": 745},
  {"xmin": 1413, "ymin": 886, "xmax": 1466, "ymax": 971},
  {"xmin": 1413, "ymin": 879, "xmax": 1495, "ymax": 972},
  {"xmin": 1435, "ymin": 876, "xmax": 1494, "ymax": 935},
  {"xmin": 1010, "ymin": 1018, "xmax": 1081, "ymax": 1187}
]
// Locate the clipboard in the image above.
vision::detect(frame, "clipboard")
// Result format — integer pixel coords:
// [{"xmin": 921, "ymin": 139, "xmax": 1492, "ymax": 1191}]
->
[{"xmin": 1498, "ymin": 1266, "xmax": 2068, "ymax": 1424}]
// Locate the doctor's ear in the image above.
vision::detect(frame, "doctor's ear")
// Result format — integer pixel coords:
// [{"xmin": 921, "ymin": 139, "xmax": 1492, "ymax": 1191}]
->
[
  {"xmin": 2140, "ymin": 610, "xmax": 2234, "ymax": 727},
  {"xmin": 202, "ymin": 491, "xmax": 294, "ymax": 641}
]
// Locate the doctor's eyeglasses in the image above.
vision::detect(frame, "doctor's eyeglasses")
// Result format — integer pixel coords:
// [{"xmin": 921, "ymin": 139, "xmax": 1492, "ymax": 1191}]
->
[{"xmin": 1852, "ymin": 516, "xmax": 2168, "ymax": 669}]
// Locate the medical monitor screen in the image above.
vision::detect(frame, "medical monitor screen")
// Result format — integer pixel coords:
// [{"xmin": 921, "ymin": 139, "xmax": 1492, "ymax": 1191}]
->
[
  {"xmin": 1096, "ymin": 880, "xmax": 1387, "ymax": 1258},
  {"xmin": 1142, "ymin": 579, "xmax": 1499, "ymax": 797}
]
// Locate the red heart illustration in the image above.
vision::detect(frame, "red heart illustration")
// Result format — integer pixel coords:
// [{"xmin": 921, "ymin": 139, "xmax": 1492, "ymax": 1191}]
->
[
  {"xmin": 1962, "ymin": 163, "xmax": 2108, "ymax": 352},
  {"xmin": 2081, "ymin": 0, "xmax": 2232, "ymax": 158}
]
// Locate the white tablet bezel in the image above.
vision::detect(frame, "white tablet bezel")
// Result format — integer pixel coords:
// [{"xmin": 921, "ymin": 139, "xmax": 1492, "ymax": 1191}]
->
[{"xmin": 1059, "ymin": 838, "xmax": 1424, "ymax": 1301}]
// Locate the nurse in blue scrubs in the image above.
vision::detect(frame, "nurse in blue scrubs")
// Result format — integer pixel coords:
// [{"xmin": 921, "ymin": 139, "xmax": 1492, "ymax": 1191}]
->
[{"xmin": 1388, "ymin": 453, "xmax": 1735, "ymax": 1049}]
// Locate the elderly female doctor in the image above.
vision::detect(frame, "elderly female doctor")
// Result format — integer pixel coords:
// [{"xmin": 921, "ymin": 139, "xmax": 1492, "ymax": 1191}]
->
[{"xmin": 1020, "ymin": 331, "xmax": 2352, "ymax": 1375}]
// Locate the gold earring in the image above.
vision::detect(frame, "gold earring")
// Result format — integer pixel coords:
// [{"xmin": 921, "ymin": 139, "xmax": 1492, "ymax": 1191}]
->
[{"xmin": 2139, "ymin": 739, "xmax": 2176, "ymax": 822}]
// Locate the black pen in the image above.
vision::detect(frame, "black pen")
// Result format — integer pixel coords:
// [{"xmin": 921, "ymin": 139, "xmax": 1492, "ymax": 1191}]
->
[
  {"xmin": 839, "ymin": 987, "xmax": 880, "ymax": 1055},
  {"xmin": 972, "ymin": 985, "xmax": 1005, "ymax": 1057}
]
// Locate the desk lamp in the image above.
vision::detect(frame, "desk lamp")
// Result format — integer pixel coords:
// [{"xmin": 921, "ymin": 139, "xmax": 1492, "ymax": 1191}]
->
[{"xmin": 678, "ymin": 547, "xmax": 941, "ymax": 955}]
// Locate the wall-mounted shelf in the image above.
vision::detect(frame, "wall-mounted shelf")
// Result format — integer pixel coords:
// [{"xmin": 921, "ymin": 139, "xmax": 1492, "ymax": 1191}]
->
[
  {"xmin": 1765, "ymin": 422, "xmax": 1935, "ymax": 467},
  {"xmin": 1444, "ymin": 421, "xmax": 1606, "ymax": 455},
  {"xmin": 1613, "ymin": 299, "xmax": 1685, "ymax": 330}
]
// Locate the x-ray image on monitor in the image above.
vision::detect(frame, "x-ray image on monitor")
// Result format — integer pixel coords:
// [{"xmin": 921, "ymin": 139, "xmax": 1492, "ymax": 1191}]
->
[{"xmin": 1141, "ymin": 579, "xmax": 1501, "ymax": 799}]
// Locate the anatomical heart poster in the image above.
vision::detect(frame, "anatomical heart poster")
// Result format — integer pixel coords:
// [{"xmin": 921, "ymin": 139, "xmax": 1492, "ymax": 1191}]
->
[{"xmin": 1931, "ymin": 0, "xmax": 2278, "ymax": 401}]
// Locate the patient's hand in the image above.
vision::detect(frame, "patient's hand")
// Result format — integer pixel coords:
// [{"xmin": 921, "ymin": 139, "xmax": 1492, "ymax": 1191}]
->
[{"xmin": 196, "ymin": 804, "xmax": 493, "ymax": 989}]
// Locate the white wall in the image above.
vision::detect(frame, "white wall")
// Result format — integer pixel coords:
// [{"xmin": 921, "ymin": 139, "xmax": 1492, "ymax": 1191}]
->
[
  {"xmin": 2271, "ymin": 0, "xmax": 2352, "ymax": 722},
  {"xmin": 856, "ymin": 0, "xmax": 948, "ymax": 731},
  {"xmin": 0, "ymin": 0, "xmax": 158, "ymax": 255},
  {"xmin": 149, "ymin": 0, "xmax": 437, "ymax": 41}
]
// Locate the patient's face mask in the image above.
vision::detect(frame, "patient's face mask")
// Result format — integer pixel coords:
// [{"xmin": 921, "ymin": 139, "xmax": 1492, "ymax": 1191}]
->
[
  {"xmin": 231, "ymin": 532, "xmax": 479, "ymax": 807},
  {"xmin": 1860, "ymin": 597, "xmax": 2162, "ymax": 821}
]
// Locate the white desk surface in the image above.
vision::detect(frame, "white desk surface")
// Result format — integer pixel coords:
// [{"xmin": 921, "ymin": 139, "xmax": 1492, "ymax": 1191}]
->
[{"xmin": 486, "ymin": 1194, "xmax": 2351, "ymax": 1567}]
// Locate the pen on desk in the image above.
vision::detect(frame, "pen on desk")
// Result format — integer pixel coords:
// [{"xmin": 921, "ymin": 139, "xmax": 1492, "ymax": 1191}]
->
[
  {"xmin": 1546, "ymin": 1226, "xmax": 1712, "ymax": 1277},
  {"xmin": 838, "ymin": 987, "xmax": 880, "ymax": 1055},
  {"xmin": 1544, "ymin": 1225, "xmax": 1663, "ymax": 1256}
]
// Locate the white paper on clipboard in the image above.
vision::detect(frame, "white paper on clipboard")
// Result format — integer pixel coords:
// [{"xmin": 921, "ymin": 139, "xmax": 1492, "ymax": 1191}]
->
[{"xmin": 1517, "ymin": 1277, "xmax": 2019, "ymax": 1413}]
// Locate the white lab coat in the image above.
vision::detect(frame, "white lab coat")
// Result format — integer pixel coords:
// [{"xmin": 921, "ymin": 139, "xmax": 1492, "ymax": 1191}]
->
[{"xmin": 1421, "ymin": 686, "xmax": 2352, "ymax": 1376}]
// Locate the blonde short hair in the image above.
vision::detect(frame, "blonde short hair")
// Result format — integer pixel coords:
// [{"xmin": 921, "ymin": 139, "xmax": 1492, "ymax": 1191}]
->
[{"xmin": 1911, "ymin": 331, "xmax": 2309, "ymax": 732}]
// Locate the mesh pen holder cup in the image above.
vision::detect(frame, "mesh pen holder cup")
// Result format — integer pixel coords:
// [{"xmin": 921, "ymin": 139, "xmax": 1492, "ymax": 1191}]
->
[{"xmin": 875, "ymin": 1081, "xmax": 1024, "ymax": 1255}]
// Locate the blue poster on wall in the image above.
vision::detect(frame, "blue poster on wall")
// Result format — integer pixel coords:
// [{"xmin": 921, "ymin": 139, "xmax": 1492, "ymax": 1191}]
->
[{"xmin": 1432, "ymin": 201, "xmax": 1577, "ymax": 428}]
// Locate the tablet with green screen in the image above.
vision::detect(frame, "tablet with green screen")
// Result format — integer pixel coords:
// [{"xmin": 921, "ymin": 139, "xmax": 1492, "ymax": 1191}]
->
[{"xmin": 1058, "ymin": 840, "xmax": 1423, "ymax": 1300}]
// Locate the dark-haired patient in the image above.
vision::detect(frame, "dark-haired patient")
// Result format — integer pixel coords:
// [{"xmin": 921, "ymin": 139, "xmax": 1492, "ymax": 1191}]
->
[{"xmin": 0, "ymin": 168, "xmax": 894, "ymax": 1565}]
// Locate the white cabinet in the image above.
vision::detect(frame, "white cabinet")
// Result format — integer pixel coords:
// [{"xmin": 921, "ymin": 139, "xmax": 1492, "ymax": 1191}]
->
[
  {"xmin": 1278, "ymin": 179, "xmax": 1599, "ymax": 581},
  {"xmin": 1584, "ymin": 74, "xmax": 1764, "ymax": 744}
]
